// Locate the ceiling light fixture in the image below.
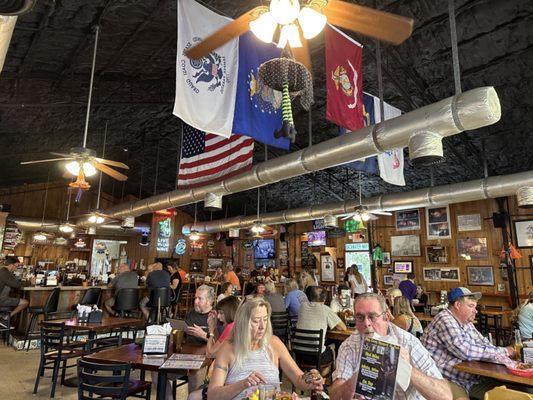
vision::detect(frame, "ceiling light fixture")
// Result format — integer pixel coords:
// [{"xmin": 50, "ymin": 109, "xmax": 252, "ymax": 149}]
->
[
  {"xmin": 88, "ymin": 213, "xmax": 105, "ymax": 224},
  {"xmin": 251, "ymin": 221, "xmax": 266, "ymax": 234},
  {"xmin": 298, "ymin": 3, "xmax": 327, "ymax": 39},
  {"xmin": 189, "ymin": 230, "xmax": 201, "ymax": 241},
  {"xmin": 277, "ymin": 24, "xmax": 302, "ymax": 48},
  {"xmin": 59, "ymin": 223, "xmax": 74, "ymax": 233},
  {"xmin": 33, "ymin": 232, "xmax": 47, "ymax": 241},
  {"xmin": 65, "ymin": 160, "xmax": 97, "ymax": 177}
]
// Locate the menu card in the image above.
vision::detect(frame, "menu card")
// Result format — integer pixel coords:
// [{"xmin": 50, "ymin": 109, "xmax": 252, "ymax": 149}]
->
[
  {"xmin": 160, "ymin": 353, "xmax": 206, "ymax": 370},
  {"xmin": 355, "ymin": 337, "xmax": 400, "ymax": 400}
]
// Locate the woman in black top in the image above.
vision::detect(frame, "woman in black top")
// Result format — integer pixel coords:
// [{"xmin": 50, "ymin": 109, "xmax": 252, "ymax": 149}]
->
[{"xmin": 166, "ymin": 262, "xmax": 182, "ymax": 303}]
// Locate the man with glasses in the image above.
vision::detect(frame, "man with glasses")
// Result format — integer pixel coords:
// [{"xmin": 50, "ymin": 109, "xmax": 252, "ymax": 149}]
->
[{"xmin": 329, "ymin": 293, "xmax": 451, "ymax": 400}]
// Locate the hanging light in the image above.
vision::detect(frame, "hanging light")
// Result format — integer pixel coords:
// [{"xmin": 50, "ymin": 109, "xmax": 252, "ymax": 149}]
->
[
  {"xmin": 250, "ymin": 11, "xmax": 277, "ymax": 43},
  {"xmin": 251, "ymin": 221, "xmax": 266, "ymax": 234},
  {"xmin": 65, "ymin": 161, "xmax": 97, "ymax": 177},
  {"xmin": 33, "ymin": 232, "xmax": 47, "ymax": 241},
  {"xmin": 361, "ymin": 211, "xmax": 371, "ymax": 222},
  {"xmin": 353, "ymin": 212, "xmax": 362, "ymax": 222},
  {"xmin": 189, "ymin": 230, "xmax": 201, "ymax": 241},
  {"xmin": 277, "ymin": 24, "xmax": 302, "ymax": 48},
  {"xmin": 298, "ymin": 5, "xmax": 327, "ymax": 39},
  {"xmin": 88, "ymin": 213, "xmax": 105, "ymax": 224},
  {"xmin": 270, "ymin": 0, "xmax": 300, "ymax": 25},
  {"xmin": 59, "ymin": 223, "xmax": 74, "ymax": 233}
]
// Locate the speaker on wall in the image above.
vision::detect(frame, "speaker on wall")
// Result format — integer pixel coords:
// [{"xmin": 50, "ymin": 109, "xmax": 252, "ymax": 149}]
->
[{"xmin": 492, "ymin": 212, "xmax": 506, "ymax": 228}]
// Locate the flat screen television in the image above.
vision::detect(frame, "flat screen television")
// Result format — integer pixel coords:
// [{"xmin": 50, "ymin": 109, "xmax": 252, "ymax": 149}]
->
[
  {"xmin": 394, "ymin": 261, "xmax": 413, "ymax": 274},
  {"xmin": 307, "ymin": 230, "xmax": 326, "ymax": 246},
  {"xmin": 253, "ymin": 239, "xmax": 275, "ymax": 259}
]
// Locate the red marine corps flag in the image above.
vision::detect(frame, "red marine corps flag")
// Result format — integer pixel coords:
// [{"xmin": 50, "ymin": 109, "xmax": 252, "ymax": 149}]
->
[{"xmin": 325, "ymin": 24, "xmax": 364, "ymax": 132}]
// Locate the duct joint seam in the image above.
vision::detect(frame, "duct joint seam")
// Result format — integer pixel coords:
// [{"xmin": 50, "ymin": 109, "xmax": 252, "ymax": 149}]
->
[
  {"xmin": 300, "ymin": 148, "xmax": 317, "ymax": 173},
  {"xmin": 371, "ymin": 125, "xmax": 386, "ymax": 153},
  {"xmin": 451, "ymin": 95, "xmax": 466, "ymax": 132},
  {"xmin": 427, "ymin": 187, "xmax": 435, "ymax": 206},
  {"xmin": 481, "ymin": 179, "xmax": 489, "ymax": 199}
]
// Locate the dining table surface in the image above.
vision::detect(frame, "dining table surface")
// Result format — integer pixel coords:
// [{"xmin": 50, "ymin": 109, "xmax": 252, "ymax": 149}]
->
[
  {"xmin": 455, "ymin": 360, "xmax": 533, "ymax": 387},
  {"xmin": 46, "ymin": 316, "xmax": 144, "ymax": 332}
]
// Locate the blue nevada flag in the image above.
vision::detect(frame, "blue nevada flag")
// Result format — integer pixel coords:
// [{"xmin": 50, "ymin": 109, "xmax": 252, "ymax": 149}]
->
[{"xmin": 174, "ymin": 0, "xmax": 289, "ymax": 149}]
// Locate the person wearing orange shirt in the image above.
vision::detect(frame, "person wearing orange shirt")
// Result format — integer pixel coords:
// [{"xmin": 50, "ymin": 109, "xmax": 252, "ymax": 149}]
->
[{"xmin": 224, "ymin": 265, "xmax": 241, "ymax": 292}]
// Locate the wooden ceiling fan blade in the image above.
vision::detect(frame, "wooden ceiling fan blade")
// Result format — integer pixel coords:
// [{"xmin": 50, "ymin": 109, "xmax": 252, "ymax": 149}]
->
[
  {"xmin": 324, "ymin": 0, "xmax": 413, "ymax": 45},
  {"xmin": 94, "ymin": 163, "xmax": 128, "ymax": 181},
  {"xmin": 20, "ymin": 157, "xmax": 73, "ymax": 165},
  {"xmin": 184, "ymin": 6, "xmax": 265, "ymax": 60},
  {"xmin": 292, "ymin": 24, "xmax": 313, "ymax": 74},
  {"xmin": 94, "ymin": 157, "xmax": 129, "ymax": 170}
]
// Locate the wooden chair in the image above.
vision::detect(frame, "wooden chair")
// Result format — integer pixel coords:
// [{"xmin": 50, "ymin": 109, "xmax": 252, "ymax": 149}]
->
[
  {"xmin": 271, "ymin": 311, "xmax": 289, "ymax": 343},
  {"xmin": 24, "ymin": 287, "xmax": 61, "ymax": 351},
  {"xmin": 176, "ymin": 282, "xmax": 196, "ymax": 318},
  {"xmin": 484, "ymin": 385, "xmax": 533, "ymax": 400}
]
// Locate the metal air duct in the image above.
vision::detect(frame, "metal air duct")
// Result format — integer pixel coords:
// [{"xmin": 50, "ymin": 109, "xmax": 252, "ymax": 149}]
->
[
  {"xmin": 182, "ymin": 170, "xmax": 533, "ymax": 233},
  {"xmin": 105, "ymin": 87, "xmax": 501, "ymax": 219},
  {"xmin": 0, "ymin": 0, "xmax": 37, "ymax": 15}
]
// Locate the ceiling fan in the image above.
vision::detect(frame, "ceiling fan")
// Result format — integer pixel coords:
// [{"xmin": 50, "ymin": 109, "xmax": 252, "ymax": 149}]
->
[
  {"xmin": 341, "ymin": 172, "xmax": 392, "ymax": 221},
  {"xmin": 185, "ymin": 0, "xmax": 414, "ymax": 70},
  {"xmin": 19, "ymin": 26, "xmax": 129, "ymax": 188}
]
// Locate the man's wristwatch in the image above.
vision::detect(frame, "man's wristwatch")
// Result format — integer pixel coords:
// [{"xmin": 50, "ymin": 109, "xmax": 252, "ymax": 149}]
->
[{"xmin": 206, "ymin": 331, "xmax": 212, "ymax": 339}]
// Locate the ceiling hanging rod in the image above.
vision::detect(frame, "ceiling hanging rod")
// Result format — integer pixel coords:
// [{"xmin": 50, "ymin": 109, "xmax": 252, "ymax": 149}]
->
[{"xmin": 83, "ymin": 25, "xmax": 100, "ymax": 148}]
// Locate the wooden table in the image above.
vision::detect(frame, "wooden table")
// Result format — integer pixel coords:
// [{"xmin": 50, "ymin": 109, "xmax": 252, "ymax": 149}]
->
[
  {"xmin": 85, "ymin": 343, "xmax": 209, "ymax": 400},
  {"xmin": 455, "ymin": 361, "xmax": 533, "ymax": 387}
]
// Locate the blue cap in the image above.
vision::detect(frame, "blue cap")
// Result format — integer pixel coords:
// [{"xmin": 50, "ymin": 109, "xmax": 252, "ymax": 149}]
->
[{"xmin": 448, "ymin": 287, "xmax": 482, "ymax": 303}]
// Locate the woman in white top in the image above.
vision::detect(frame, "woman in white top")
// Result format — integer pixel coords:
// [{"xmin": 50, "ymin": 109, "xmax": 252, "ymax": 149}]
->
[
  {"xmin": 346, "ymin": 265, "xmax": 368, "ymax": 296},
  {"xmin": 217, "ymin": 282, "xmax": 234, "ymax": 303},
  {"xmin": 208, "ymin": 298, "xmax": 323, "ymax": 400}
]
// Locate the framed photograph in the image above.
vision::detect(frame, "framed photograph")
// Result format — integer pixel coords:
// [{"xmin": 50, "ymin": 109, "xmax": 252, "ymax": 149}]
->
[
  {"xmin": 320, "ymin": 253, "xmax": 336, "ymax": 282},
  {"xmin": 497, "ymin": 283, "xmax": 505, "ymax": 292},
  {"xmin": 382, "ymin": 252, "xmax": 391, "ymax": 265},
  {"xmin": 423, "ymin": 267, "xmax": 460, "ymax": 282},
  {"xmin": 391, "ymin": 235, "xmax": 421, "ymax": 257},
  {"xmin": 190, "ymin": 259, "xmax": 204, "ymax": 273},
  {"xmin": 457, "ymin": 238, "xmax": 488, "ymax": 260},
  {"xmin": 383, "ymin": 275, "xmax": 394, "ymax": 286},
  {"xmin": 467, "ymin": 266, "xmax": 494, "ymax": 286},
  {"xmin": 514, "ymin": 219, "xmax": 533, "ymax": 248},
  {"xmin": 457, "ymin": 214, "xmax": 482, "ymax": 232},
  {"xmin": 395, "ymin": 209, "xmax": 420, "ymax": 231},
  {"xmin": 426, "ymin": 206, "xmax": 451, "ymax": 240},
  {"xmin": 207, "ymin": 258, "xmax": 223, "ymax": 272},
  {"xmin": 393, "ymin": 260, "xmax": 413, "ymax": 274},
  {"xmin": 425, "ymin": 245, "xmax": 448, "ymax": 263},
  {"xmin": 423, "ymin": 267, "xmax": 441, "ymax": 282},
  {"xmin": 337, "ymin": 258, "xmax": 345, "ymax": 269}
]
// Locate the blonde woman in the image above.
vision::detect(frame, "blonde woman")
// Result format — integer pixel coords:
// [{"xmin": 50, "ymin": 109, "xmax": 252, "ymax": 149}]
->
[
  {"xmin": 298, "ymin": 269, "xmax": 315, "ymax": 292},
  {"xmin": 346, "ymin": 265, "xmax": 368, "ymax": 296},
  {"xmin": 208, "ymin": 298, "xmax": 323, "ymax": 400},
  {"xmin": 392, "ymin": 295, "xmax": 423, "ymax": 336}
]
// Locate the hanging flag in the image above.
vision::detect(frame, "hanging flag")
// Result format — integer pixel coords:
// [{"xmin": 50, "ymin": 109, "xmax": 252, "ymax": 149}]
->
[
  {"xmin": 232, "ymin": 32, "xmax": 289, "ymax": 150},
  {"xmin": 173, "ymin": 0, "xmax": 238, "ymax": 137},
  {"xmin": 177, "ymin": 123, "xmax": 254, "ymax": 189},
  {"xmin": 325, "ymin": 24, "xmax": 364, "ymax": 132}
]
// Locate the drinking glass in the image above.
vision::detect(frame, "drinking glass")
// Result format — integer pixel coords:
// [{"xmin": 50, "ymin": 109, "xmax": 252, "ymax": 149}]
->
[{"xmin": 258, "ymin": 384, "xmax": 278, "ymax": 400}]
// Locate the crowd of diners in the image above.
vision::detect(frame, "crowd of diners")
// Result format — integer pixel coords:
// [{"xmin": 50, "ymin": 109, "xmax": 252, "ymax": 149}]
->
[{"xmin": 0, "ymin": 256, "xmax": 532, "ymax": 399}]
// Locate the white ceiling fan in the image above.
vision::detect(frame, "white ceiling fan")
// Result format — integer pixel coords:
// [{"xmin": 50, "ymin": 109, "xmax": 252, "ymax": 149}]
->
[{"xmin": 341, "ymin": 172, "xmax": 392, "ymax": 221}]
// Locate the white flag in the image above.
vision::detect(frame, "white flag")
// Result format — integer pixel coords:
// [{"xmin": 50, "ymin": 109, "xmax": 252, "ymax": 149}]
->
[
  {"xmin": 372, "ymin": 95, "xmax": 405, "ymax": 186},
  {"xmin": 173, "ymin": 0, "xmax": 238, "ymax": 137}
]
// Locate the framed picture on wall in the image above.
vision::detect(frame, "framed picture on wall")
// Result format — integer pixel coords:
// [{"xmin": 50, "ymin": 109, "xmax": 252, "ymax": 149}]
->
[
  {"xmin": 391, "ymin": 235, "xmax": 421, "ymax": 257},
  {"xmin": 395, "ymin": 209, "xmax": 421, "ymax": 231},
  {"xmin": 457, "ymin": 238, "xmax": 488, "ymax": 260},
  {"xmin": 426, "ymin": 206, "xmax": 451, "ymax": 240},
  {"xmin": 190, "ymin": 259, "xmax": 204, "ymax": 273},
  {"xmin": 337, "ymin": 258, "xmax": 345, "ymax": 269},
  {"xmin": 382, "ymin": 252, "xmax": 391, "ymax": 265},
  {"xmin": 467, "ymin": 266, "xmax": 494, "ymax": 286},
  {"xmin": 320, "ymin": 253, "xmax": 336, "ymax": 282},
  {"xmin": 423, "ymin": 267, "xmax": 441, "ymax": 281},
  {"xmin": 425, "ymin": 246, "xmax": 448, "ymax": 263},
  {"xmin": 514, "ymin": 219, "xmax": 533, "ymax": 248},
  {"xmin": 383, "ymin": 275, "xmax": 394, "ymax": 286},
  {"xmin": 423, "ymin": 267, "xmax": 460, "ymax": 282},
  {"xmin": 457, "ymin": 214, "xmax": 482, "ymax": 232}
]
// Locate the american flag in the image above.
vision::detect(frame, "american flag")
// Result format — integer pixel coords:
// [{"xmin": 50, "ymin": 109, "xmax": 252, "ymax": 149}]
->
[{"xmin": 177, "ymin": 123, "xmax": 254, "ymax": 189}]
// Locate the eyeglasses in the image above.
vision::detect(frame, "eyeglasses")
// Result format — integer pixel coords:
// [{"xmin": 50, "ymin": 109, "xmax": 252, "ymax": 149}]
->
[{"xmin": 354, "ymin": 311, "xmax": 386, "ymax": 323}]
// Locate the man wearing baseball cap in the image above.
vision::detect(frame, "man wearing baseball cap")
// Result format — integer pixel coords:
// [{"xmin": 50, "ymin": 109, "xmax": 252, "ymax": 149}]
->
[{"xmin": 421, "ymin": 287, "xmax": 515, "ymax": 400}]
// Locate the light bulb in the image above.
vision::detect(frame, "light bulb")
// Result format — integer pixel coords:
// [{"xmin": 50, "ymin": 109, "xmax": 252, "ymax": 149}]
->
[
  {"xmin": 353, "ymin": 212, "xmax": 362, "ymax": 222},
  {"xmin": 362, "ymin": 212, "xmax": 371, "ymax": 222},
  {"xmin": 250, "ymin": 11, "xmax": 277, "ymax": 43},
  {"xmin": 189, "ymin": 231, "xmax": 200, "ymax": 241},
  {"xmin": 33, "ymin": 232, "xmax": 47, "ymax": 241},
  {"xmin": 59, "ymin": 224, "xmax": 74, "ymax": 233},
  {"xmin": 277, "ymin": 24, "xmax": 302, "ymax": 48},
  {"xmin": 298, "ymin": 7, "xmax": 327, "ymax": 39},
  {"xmin": 88, "ymin": 214, "xmax": 105, "ymax": 224},
  {"xmin": 65, "ymin": 160, "xmax": 81, "ymax": 176},
  {"xmin": 270, "ymin": 0, "xmax": 300, "ymax": 25},
  {"xmin": 251, "ymin": 224, "xmax": 265, "ymax": 234},
  {"xmin": 83, "ymin": 162, "xmax": 97, "ymax": 177}
]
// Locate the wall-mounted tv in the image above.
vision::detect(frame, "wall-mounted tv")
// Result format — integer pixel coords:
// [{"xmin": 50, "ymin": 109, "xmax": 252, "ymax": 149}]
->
[
  {"xmin": 307, "ymin": 230, "xmax": 326, "ymax": 246},
  {"xmin": 253, "ymin": 239, "xmax": 276, "ymax": 259},
  {"xmin": 394, "ymin": 260, "xmax": 413, "ymax": 274}
]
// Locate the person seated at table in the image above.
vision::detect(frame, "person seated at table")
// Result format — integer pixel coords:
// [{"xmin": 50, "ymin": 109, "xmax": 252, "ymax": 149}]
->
[
  {"xmin": 166, "ymin": 262, "xmax": 182, "ymax": 303},
  {"xmin": 298, "ymin": 269, "xmax": 316, "ymax": 294},
  {"xmin": 296, "ymin": 286, "xmax": 346, "ymax": 366},
  {"xmin": 246, "ymin": 282, "xmax": 266, "ymax": 299},
  {"xmin": 212, "ymin": 267, "xmax": 224, "ymax": 283},
  {"xmin": 421, "ymin": 287, "xmax": 516, "ymax": 400},
  {"xmin": 207, "ymin": 297, "xmax": 324, "ymax": 400},
  {"xmin": 284, "ymin": 279, "xmax": 308, "ymax": 323},
  {"xmin": 139, "ymin": 262, "xmax": 170, "ymax": 320},
  {"xmin": 264, "ymin": 267, "xmax": 279, "ymax": 284},
  {"xmin": 330, "ymin": 284, "xmax": 354, "ymax": 313},
  {"xmin": 329, "ymin": 293, "xmax": 452, "ymax": 400},
  {"xmin": 512, "ymin": 290, "xmax": 533, "ymax": 339},
  {"xmin": 392, "ymin": 295, "xmax": 423, "ymax": 337},
  {"xmin": 187, "ymin": 295, "xmax": 240, "ymax": 400},
  {"xmin": 413, "ymin": 285, "xmax": 429, "ymax": 313},
  {"xmin": 234, "ymin": 267, "xmax": 245, "ymax": 292},
  {"xmin": 263, "ymin": 281, "xmax": 285, "ymax": 313},
  {"xmin": 217, "ymin": 282, "xmax": 233, "ymax": 303},
  {"xmin": 0, "ymin": 256, "xmax": 32, "ymax": 326},
  {"xmin": 399, "ymin": 272, "xmax": 418, "ymax": 302},
  {"xmin": 224, "ymin": 264, "xmax": 241, "ymax": 292},
  {"xmin": 386, "ymin": 287, "xmax": 402, "ymax": 312},
  {"xmin": 104, "ymin": 263, "xmax": 139, "ymax": 316}
]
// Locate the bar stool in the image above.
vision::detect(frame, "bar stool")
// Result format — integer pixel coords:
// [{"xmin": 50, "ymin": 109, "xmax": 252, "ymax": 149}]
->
[
  {"xmin": 148, "ymin": 287, "xmax": 171, "ymax": 324},
  {"xmin": 78, "ymin": 287, "xmax": 102, "ymax": 307},
  {"xmin": 24, "ymin": 287, "xmax": 60, "ymax": 351},
  {"xmin": 114, "ymin": 288, "xmax": 140, "ymax": 317},
  {"xmin": 0, "ymin": 306, "xmax": 14, "ymax": 345}
]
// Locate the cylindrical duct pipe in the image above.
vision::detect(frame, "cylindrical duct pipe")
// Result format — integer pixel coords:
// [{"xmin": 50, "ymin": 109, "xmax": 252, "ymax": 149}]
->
[
  {"xmin": 106, "ymin": 87, "xmax": 501, "ymax": 219},
  {"xmin": 182, "ymin": 170, "xmax": 533, "ymax": 234},
  {"xmin": 517, "ymin": 186, "xmax": 533, "ymax": 208},
  {"xmin": 204, "ymin": 192, "xmax": 223, "ymax": 211}
]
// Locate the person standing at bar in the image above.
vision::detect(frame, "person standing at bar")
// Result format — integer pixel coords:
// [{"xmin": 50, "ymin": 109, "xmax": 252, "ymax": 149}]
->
[{"xmin": 0, "ymin": 256, "xmax": 32, "ymax": 325}]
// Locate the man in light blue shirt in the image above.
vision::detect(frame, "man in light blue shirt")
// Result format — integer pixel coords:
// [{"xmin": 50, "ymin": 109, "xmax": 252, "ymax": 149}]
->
[{"xmin": 284, "ymin": 279, "xmax": 308, "ymax": 322}]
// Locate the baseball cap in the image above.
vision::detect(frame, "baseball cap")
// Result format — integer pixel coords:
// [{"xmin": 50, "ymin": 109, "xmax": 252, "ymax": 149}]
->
[{"xmin": 448, "ymin": 287, "xmax": 482, "ymax": 303}]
